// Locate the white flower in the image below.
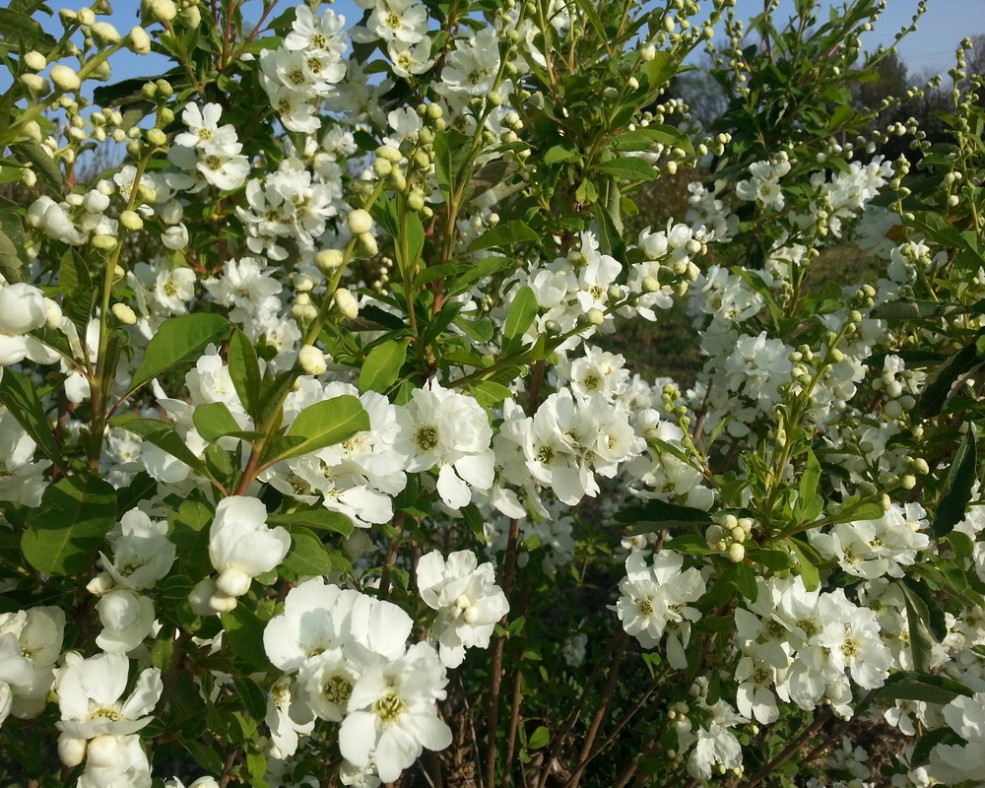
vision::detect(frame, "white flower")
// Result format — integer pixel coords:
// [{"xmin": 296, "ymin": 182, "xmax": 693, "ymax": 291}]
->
[
  {"xmin": 55, "ymin": 653, "xmax": 162, "ymax": 741},
  {"xmin": 394, "ymin": 380, "xmax": 494, "ymax": 509},
  {"xmin": 93, "ymin": 508, "xmax": 176, "ymax": 592},
  {"xmin": 417, "ymin": 550, "xmax": 509, "ymax": 667},
  {"xmin": 263, "ymin": 578, "xmax": 412, "ymax": 673},
  {"xmin": 614, "ymin": 550, "xmax": 705, "ymax": 666},
  {"xmin": 367, "ymin": 0, "xmax": 428, "ymax": 44},
  {"xmin": 339, "ymin": 642, "xmax": 452, "ymax": 783},
  {"xmin": 442, "ymin": 28, "xmax": 500, "ymax": 96},
  {"xmin": 76, "ymin": 732, "xmax": 152, "ymax": 788},
  {"xmin": 208, "ymin": 496, "xmax": 290, "ymax": 603},
  {"xmin": 928, "ymin": 692, "xmax": 985, "ymax": 784},
  {"xmin": 95, "ymin": 590, "xmax": 156, "ymax": 654},
  {"xmin": 0, "ymin": 283, "xmax": 47, "ymax": 334},
  {"xmin": 174, "ymin": 103, "xmax": 239, "ymax": 152},
  {"xmin": 0, "ymin": 606, "xmax": 65, "ymax": 719}
]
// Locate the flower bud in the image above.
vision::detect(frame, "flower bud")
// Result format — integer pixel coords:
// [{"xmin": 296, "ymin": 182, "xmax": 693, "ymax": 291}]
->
[
  {"xmin": 334, "ymin": 287, "xmax": 359, "ymax": 319},
  {"xmin": 40, "ymin": 299, "xmax": 61, "ymax": 333},
  {"xmin": 23, "ymin": 50, "xmax": 46, "ymax": 70},
  {"xmin": 50, "ymin": 65, "xmax": 81, "ymax": 92},
  {"xmin": 216, "ymin": 567, "xmax": 252, "ymax": 598},
  {"xmin": 19, "ymin": 73, "xmax": 49, "ymax": 95},
  {"xmin": 111, "ymin": 303, "xmax": 137, "ymax": 325},
  {"xmin": 356, "ymin": 232, "xmax": 378, "ymax": 257},
  {"xmin": 91, "ymin": 234, "xmax": 118, "ymax": 251},
  {"xmin": 347, "ymin": 208, "xmax": 374, "ymax": 235},
  {"xmin": 146, "ymin": 127, "xmax": 167, "ymax": 147},
  {"xmin": 91, "ymin": 21, "xmax": 121, "ymax": 46},
  {"xmin": 315, "ymin": 249, "xmax": 345, "ymax": 271},
  {"xmin": 86, "ymin": 735, "xmax": 124, "ymax": 769},
  {"xmin": 58, "ymin": 735, "xmax": 87, "ymax": 768},
  {"xmin": 298, "ymin": 344, "xmax": 328, "ymax": 375},
  {"xmin": 120, "ymin": 210, "xmax": 143, "ymax": 231},
  {"xmin": 144, "ymin": 0, "xmax": 178, "ymax": 23},
  {"xmin": 129, "ymin": 26, "xmax": 151, "ymax": 54}
]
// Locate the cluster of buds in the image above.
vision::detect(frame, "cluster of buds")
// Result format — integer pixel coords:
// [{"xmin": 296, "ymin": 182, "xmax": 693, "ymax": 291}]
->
[{"xmin": 705, "ymin": 514, "xmax": 754, "ymax": 563}]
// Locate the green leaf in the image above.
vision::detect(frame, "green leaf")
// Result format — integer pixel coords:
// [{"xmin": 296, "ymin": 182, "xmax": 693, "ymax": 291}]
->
[
  {"xmin": 396, "ymin": 211, "xmax": 425, "ymax": 272},
  {"xmin": 597, "ymin": 157, "xmax": 657, "ymax": 182},
  {"xmin": 182, "ymin": 739, "xmax": 224, "ymax": 775},
  {"xmin": 934, "ymin": 426, "xmax": 977, "ymax": 537},
  {"xmin": 614, "ymin": 500, "xmax": 713, "ymax": 532},
  {"xmin": 267, "ymin": 395, "xmax": 369, "ymax": 464},
  {"xmin": 902, "ymin": 577, "xmax": 948, "ymax": 642},
  {"xmin": 900, "ymin": 581, "xmax": 934, "ymax": 673},
  {"xmin": 746, "ymin": 548, "xmax": 793, "ymax": 571},
  {"xmin": 794, "ymin": 448, "xmax": 823, "ymax": 522},
  {"xmin": 468, "ymin": 380, "xmax": 512, "ymax": 409},
  {"xmin": 228, "ymin": 329, "xmax": 262, "ymax": 420},
  {"xmin": 279, "ymin": 529, "xmax": 336, "ymax": 580},
  {"xmin": 870, "ymin": 675, "xmax": 968, "ymax": 706},
  {"xmin": 0, "ymin": 366, "xmax": 64, "ymax": 468},
  {"xmin": 544, "ymin": 145, "xmax": 580, "ymax": 164},
  {"xmin": 21, "ymin": 475, "xmax": 116, "ymax": 576},
  {"xmin": 832, "ymin": 496, "xmax": 886, "ymax": 523},
  {"xmin": 193, "ymin": 401, "xmax": 250, "ymax": 443},
  {"xmin": 0, "ymin": 195, "xmax": 25, "ymax": 283},
  {"xmin": 643, "ymin": 52, "xmax": 680, "ymax": 93},
  {"xmin": 9, "ymin": 143, "xmax": 61, "ymax": 191},
  {"xmin": 502, "ymin": 286, "xmax": 538, "ymax": 350},
  {"xmin": 918, "ymin": 331, "xmax": 984, "ymax": 419},
  {"xmin": 0, "ymin": 9, "xmax": 57, "ymax": 52},
  {"xmin": 128, "ymin": 313, "xmax": 230, "ymax": 394},
  {"xmin": 221, "ymin": 605, "xmax": 270, "ymax": 671},
  {"xmin": 432, "ymin": 129, "xmax": 469, "ymax": 203},
  {"xmin": 467, "ymin": 220, "xmax": 539, "ymax": 253},
  {"xmin": 113, "ymin": 416, "xmax": 209, "ymax": 476},
  {"xmin": 731, "ymin": 563, "xmax": 758, "ymax": 601},
  {"xmin": 267, "ymin": 508, "xmax": 354, "ymax": 538},
  {"xmin": 785, "ymin": 537, "xmax": 820, "ymax": 591},
  {"xmin": 528, "ymin": 725, "xmax": 549, "ymax": 750},
  {"xmin": 359, "ymin": 339, "xmax": 408, "ymax": 394}
]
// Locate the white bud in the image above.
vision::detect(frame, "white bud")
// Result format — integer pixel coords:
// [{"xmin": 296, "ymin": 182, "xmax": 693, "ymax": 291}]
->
[
  {"xmin": 315, "ymin": 249, "xmax": 345, "ymax": 271},
  {"xmin": 86, "ymin": 734, "xmax": 124, "ymax": 769},
  {"xmin": 334, "ymin": 287, "xmax": 359, "ymax": 319},
  {"xmin": 58, "ymin": 735, "xmax": 88, "ymax": 768},
  {"xmin": 161, "ymin": 224, "xmax": 189, "ymax": 250},
  {"xmin": 129, "ymin": 26, "xmax": 151, "ymax": 54},
  {"xmin": 23, "ymin": 50, "xmax": 46, "ymax": 70},
  {"xmin": 19, "ymin": 73, "xmax": 49, "ymax": 95},
  {"xmin": 347, "ymin": 208, "xmax": 374, "ymax": 235},
  {"xmin": 91, "ymin": 234, "xmax": 117, "ymax": 251},
  {"xmin": 120, "ymin": 210, "xmax": 143, "ymax": 231},
  {"xmin": 91, "ymin": 21, "xmax": 121, "ymax": 46},
  {"xmin": 145, "ymin": 0, "xmax": 178, "ymax": 22},
  {"xmin": 216, "ymin": 567, "xmax": 252, "ymax": 598},
  {"xmin": 586, "ymin": 308, "xmax": 605, "ymax": 325},
  {"xmin": 298, "ymin": 344, "xmax": 328, "ymax": 375},
  {"xmin": 111, "ymin": 303, "xmax": 137, "ymax": 325},
  {"xmin": 50, "ymin": 65, "xmax": 81, "ymax": 92}
]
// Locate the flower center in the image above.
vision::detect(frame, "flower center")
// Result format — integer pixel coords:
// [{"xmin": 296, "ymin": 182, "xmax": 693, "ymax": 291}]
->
[
  {"xmin": 415, "ymin": 425, "xmax": 438, "ymax": 451},
  {"xmin": 374, "ymin": 692, "xmax": 405, "ymax": 723}
]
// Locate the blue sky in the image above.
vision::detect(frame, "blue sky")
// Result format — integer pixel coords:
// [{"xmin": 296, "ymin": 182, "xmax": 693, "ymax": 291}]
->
[
  {"xmin": 22, "ymin": 0, "xmax": 979, "ymax": 93},
  {"xmin": 92, "ymin": 0, "xmax": 975, "ymax": 83},
  {"xmin": 727, "ymin": 0, "xmax": 980, "ymax": 77}
]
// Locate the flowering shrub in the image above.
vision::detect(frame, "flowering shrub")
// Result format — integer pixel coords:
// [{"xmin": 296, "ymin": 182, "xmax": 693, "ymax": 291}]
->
[{"xmin": 1, "ymin": 0, "xmax": 985, "ymax": 785}]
